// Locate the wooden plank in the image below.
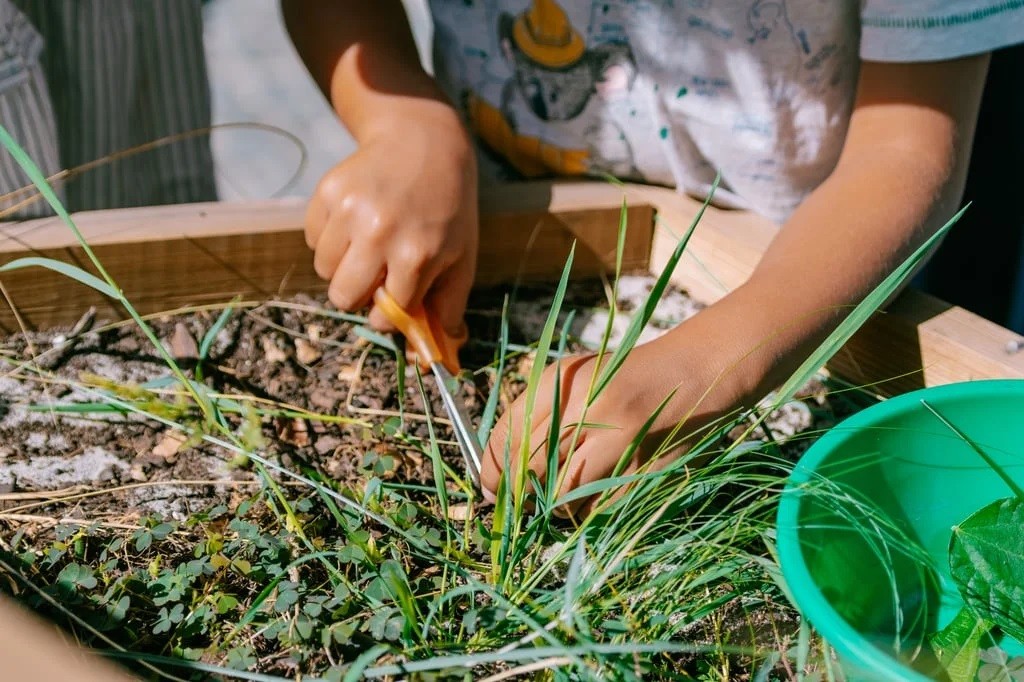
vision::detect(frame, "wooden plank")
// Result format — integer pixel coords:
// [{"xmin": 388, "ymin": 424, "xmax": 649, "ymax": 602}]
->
[
  {"xmin": 3, "ymin": 180, "xmax": 1022, "ymax": 396},
  {"xmin": 0, "ymin": 190, "xmax": 653, "ymax": 331},
  {"xmin": 0, "ymin": 594, "xmax": 134, "ymax": 682},
  {"xmin": 632, "ymin": 183, "xmax": 1024, "ymax": 393}
]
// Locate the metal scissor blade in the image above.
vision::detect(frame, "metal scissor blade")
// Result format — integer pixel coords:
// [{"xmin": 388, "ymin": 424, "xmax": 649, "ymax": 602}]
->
[{"xmin": 430, "ymin": 362, "xmax": 483, "ymax": 489}]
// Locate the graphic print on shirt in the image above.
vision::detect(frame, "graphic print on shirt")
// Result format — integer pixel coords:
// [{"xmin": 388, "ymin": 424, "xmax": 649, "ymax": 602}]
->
[
  {"xmin": 747, "ymin": 0, "xmax": 808, "ymax": 53},
  {"xmin": 463, "ymin": 0, "xmax": 639, "ymax": 180}
]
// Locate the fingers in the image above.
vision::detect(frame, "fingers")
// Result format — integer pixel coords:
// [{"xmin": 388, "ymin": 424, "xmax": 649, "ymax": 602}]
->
[
  {"xmin": 304, "ymin": 189, "xmax": 329, "ymax": 250},
  {"xmin": 480, "ymin": 355, "xmax": 593, "ymax": 501},
  {"xmin": 327, "ymin": 244, "xmax": 385, "ymax": 313},
  {"xmin": 554, "ymin": 437, "xmax": 630, "ymax": 518},
  {"xmin": 480, "ymin": 393, "xmax": 526, "ymax": 496},
  {"xmin": 556, "ymin": 437, "xmax": 687, "ymax": 519},
  {"xmin": 425, "ymin": 257, "xmax": 475, "ymax": 338},
  {"xmin": 307, "ymin": 171, "xmax": 350, "ymax": 280}
]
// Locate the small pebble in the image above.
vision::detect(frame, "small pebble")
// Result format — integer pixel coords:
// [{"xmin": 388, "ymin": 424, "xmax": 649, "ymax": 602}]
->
[
  {"xmin": 169, "ymin": 322, "xmax": 199, "ymax": 360},
  {"xmin": 128, "ymin": 462, "xmax": 148, "ymax": 482},
  {"xmin": 314, "ymin": 435, "xmax": 342, "ymax": 456},
  {"xmin": 294, "ymin": 338, "xmax": 322, "ymax": 365},
  {"xmin": 445, "ymin": 503, "xmax": 471, "ymax": 521}
]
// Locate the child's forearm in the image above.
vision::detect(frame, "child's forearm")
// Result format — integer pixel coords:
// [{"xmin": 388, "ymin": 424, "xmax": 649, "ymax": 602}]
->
[
  {"xmin": 660, "ymin": 55, "xmax": 989, "ymax": 425},
  {"xmin": 281, "ymin": 1, "xmax": 462, "ymax": 144}
]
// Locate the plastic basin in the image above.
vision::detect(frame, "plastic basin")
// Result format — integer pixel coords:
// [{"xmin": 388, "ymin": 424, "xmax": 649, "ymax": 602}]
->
[{"xmin": 777, "ymin": 379, "xmax": 1024, "ymax": 680}]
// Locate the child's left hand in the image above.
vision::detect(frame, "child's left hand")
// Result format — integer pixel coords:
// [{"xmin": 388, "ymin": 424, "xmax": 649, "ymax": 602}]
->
[{"xmin": 480, "ymin": 332, "xmax": 718, "ymax": 517}]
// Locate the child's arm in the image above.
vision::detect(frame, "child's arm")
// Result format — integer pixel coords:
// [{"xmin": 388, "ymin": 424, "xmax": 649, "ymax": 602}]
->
[
  {"xmin": 282, "ymin": 1, "xmax": 477, "ymax": 337},
  {"xmin": 482, "ymin": 54, "xmax": 990, "ymax": 512}
]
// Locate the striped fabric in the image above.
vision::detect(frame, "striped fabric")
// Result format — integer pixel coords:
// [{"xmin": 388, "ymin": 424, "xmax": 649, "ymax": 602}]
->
[{"xmin": 0, "ymin": 0, "xmax": 216, "ymax": 218}]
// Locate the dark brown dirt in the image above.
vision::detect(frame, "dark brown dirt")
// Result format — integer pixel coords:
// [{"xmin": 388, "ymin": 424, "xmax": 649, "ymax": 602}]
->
[
  {"xmin": 0, "ymin": 279, "xmax": 681, "ymax": 519},
  {"xmin": 0, "ymin": 275, "xmax": 851, "ymax": 527}
]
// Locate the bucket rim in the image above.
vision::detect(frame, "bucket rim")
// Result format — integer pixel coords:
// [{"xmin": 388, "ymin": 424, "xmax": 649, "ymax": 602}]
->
[{"xmin": 776, "ymin": 378, "xmax": 1024, "ymax": 680}]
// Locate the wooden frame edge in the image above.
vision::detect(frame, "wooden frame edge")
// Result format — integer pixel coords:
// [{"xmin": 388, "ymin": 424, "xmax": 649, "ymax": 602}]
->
[{"xmin": 2, "ymin": 180, "xmax": 1022, "ymax": 393}]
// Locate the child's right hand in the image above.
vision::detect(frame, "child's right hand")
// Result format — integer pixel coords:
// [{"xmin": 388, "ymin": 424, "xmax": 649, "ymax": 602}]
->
[{"xmin": 304, "ymin": 106, "xmax": 479, "ymax": 340}]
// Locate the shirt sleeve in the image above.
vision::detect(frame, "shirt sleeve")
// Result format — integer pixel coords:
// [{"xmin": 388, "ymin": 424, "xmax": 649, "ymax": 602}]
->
[{"xmin": 860, "ymin": 1, "xmax": 1024, "ymax": 62}]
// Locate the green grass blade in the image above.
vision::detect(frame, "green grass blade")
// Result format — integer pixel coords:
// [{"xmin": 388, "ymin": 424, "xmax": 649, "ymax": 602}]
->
[
  {"xmin": 921, "ymin": 399, "xmax": 1024, "ymax": 500},
  {"xmin": 415, "ymin": 368, "xmax": 450, "ymax": 518},
  {"xmin": 344, "ymin": 644, "xmax": 393, "ymax": 682},
  {"xmin": 512, "ymin": 244, "xmax": 576, "ymax": 508},
  {"xmin": 543, "ymin": 310, "xmax": 577, "ymax": 508},
  {"xmin": 554, "ymin": 469, "xmax": 675, "ymax": 510},
  {"xmin": 561, "ymin": 539, "xmax": 588, "ymax": 623},
  {"xmin": 198, "ymin": 300, "xmax": 237, "ymax": 363},
  {"xmin": 478, "ymin": 294, "xmax": 511, "ymax": 446},
  {"xmin": 99, "ymin": 651, "xmax": 296, "ymax": 682},
  {"xmin": 380, "ymin": 559, "xmax": 420, "ymax": 643},
  {"xmin": 0, "ymin": 257, "xmax": 118, "ymax": 298},
  {"xmin": 590, "ymin": 176, "xmax": 719, "ymax": 398},
  {"xmin": 354, "ymin": 325, "xmax": 398, "ymax": 352},
  {"xmin": 773, "ymin": 204, "xmax": 969, "ymax": 406}
]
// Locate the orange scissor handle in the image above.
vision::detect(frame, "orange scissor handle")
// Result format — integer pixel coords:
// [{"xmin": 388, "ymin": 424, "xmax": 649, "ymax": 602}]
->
[{"xmin": 373, "ymin": 288, "xmax": 466, "ymax": 375}]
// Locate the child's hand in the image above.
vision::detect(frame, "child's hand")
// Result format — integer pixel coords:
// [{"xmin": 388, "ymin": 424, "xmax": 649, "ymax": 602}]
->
[
  {"xmin": 481, "ymin": 334, "xmax": 714, "ymax": 517},
  {"xmin": 304, "ymin": 112, "xmax": 478, "ymax": 338}
]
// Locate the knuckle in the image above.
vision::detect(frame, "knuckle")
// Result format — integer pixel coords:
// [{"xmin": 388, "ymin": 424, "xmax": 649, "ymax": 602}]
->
[
  {"xmin": 363, "ymin": 223, "xmax": 389, "ymax": 246},
  {"xmin": 399, "ymin": 237, "xmax": 445, "ymax": 270},
  {"xmin": 314, "ymin": 168, "xmax": 349, "ymax": 203}
]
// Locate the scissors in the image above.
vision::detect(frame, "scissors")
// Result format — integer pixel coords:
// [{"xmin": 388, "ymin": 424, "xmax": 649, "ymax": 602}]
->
[{"xmin": 373, "ymin": 287, "xmax": 483, "ymax": 489}]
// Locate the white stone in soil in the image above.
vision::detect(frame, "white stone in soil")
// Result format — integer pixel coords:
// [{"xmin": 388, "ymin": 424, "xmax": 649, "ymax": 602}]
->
[
  {"xmin": 24, "ymin": 432, "xmax": 48, "ymax": 449},
  {"xmin": 508, "ymin": 275, "xmax": 703, "ymax": 353},
  {"xmin": 128, "ymin": 484, "xmax": 202, "ymax": 522},
  {"xmin": 758, "ymin": 394, "xmax": 814, "ymax": 439},
  {"xmin": 0, "ymin": 446, "xmax": 127, "ymax": 488}
]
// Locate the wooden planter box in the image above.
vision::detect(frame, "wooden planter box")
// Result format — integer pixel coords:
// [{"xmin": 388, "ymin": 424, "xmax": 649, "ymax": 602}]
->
[
  {"xmin": 2, "ymin": 180, "xmax": 1024, "ymax": 396},
  {"xmin": 3, "ymin": 180, "xmax": 1024, "ymax": 674}
]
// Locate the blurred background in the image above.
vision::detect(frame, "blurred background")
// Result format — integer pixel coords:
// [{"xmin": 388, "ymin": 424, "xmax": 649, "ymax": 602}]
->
[{"xmin": 201, "ymin": 0, "xmax": 432, "ymax": 200}]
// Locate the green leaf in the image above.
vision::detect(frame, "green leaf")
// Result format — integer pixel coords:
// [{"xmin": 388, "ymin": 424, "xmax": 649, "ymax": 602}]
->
[
  {"xmin": 354, "ymin": 325, "xmax": 397, "ymax": 352},
  {"xmin": 928, "ymin": 606, "xmax": 990, "ymax": 682},
  {"xmin": 105, "ymin": 595, "xmax": 131, "ymax": 624},
  {"xmin": 295, "ymin": 615, "xmax": 315, "ymax": 640},
  {"xmin": 950, "ymin": 497, "xmax": 1024, "ymax": 643},
  {"xmin": 0, "ymin": 257, "xmax": 118, "ymax": 298},
  {"xmin": 134, "ymin": 530, "xmax": 152, "ymax": 552},
  {"xmin": 151, "ymin": 523, "xmax": 175, "ymax": 540},
  {"xmin": 216, "ymin": 594, "xmax": 239, "ymax": 615},
  {"xmin": 590, "ymin": 178, "xmax": 718, "ymax": 398},
  {"xmin": 199, "ymin": 302, "xmax": 237, "ymax": 363},
  {"xmin": 57, "ymin": 563, "xmax": 97, "ymax": 590},
  {"xmin": 274, "ymin": 587, "xmax": 300, "ymax": 614}
]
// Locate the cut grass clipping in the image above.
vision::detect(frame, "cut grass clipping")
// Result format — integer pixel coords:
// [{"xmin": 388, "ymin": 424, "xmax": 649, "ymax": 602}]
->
[{"xmin": 0, "ymin": 122, "xmax": 964, "ymax": 680}]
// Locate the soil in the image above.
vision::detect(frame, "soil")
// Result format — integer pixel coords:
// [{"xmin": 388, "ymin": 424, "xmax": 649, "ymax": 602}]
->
[
  {"xmin": 0, "ymin": 275, "xmax": 864, "ymax": 679},
  {"xmin": 0, "ymin": 276, "xmax": 705, "ymax": 518},
  {"xmin": 0, "ymin": 275, "xmax": 852, "ymax": 521}
]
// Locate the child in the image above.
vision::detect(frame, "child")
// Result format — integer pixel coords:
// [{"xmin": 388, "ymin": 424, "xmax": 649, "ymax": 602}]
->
[{"xmin": 284, "ymin": 0, "xmax": 1023, "ymax": 513}]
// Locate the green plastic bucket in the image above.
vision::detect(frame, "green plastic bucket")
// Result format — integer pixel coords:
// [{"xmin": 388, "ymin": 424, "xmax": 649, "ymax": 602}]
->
[{"xmin": 777, "ymin": 379, "xmax": 1024, "ymax": 680}]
